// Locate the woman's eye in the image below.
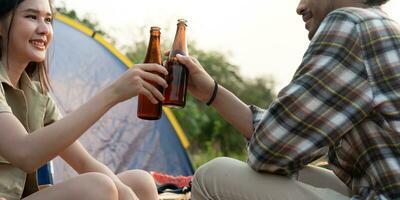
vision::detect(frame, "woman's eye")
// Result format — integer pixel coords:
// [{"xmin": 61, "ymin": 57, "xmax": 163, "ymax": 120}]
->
[
  {"xmin": 26, "ymin": 15, "xmax": 37, "ymax": 20},
  {"xmin": 45, "ymin": 18, "xmax": 53, "ymax": 23}
]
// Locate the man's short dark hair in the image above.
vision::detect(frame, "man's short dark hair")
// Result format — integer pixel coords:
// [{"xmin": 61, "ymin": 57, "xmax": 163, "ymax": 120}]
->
[{"xmin": 364, "ymin": 0, "xmax": 390, "ymax": 6}]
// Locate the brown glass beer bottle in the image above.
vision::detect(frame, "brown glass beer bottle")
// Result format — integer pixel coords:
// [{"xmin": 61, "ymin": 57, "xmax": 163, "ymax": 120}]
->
[
  {"xmin": 163, "ymin": 19, "xmax": 189, "ymax": 108},
  {"xmin": 137, "ymin": 27, "xmax": 164, "ymax": 120}
]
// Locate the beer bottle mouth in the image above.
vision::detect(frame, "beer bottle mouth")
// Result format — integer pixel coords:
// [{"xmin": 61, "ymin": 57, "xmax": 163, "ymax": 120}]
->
[
  {"xmin": 150, "ymin": 26, "xmax": 161, "ymax": 31},
  {"xmin": 177, "ymin": 19, "xmax": 188, "ymax": 26}
]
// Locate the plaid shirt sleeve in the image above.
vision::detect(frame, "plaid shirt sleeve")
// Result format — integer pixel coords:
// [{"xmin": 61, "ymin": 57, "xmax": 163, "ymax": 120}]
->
[{"xmin": 247, "ymin": 10, "xmax": 374, "ymax": 175}]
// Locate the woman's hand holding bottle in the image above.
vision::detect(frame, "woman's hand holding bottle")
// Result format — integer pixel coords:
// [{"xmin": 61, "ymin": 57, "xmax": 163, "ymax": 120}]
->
[{"xmin": 108, "ymin": 64, "xmax": 168, "ymax": 105}]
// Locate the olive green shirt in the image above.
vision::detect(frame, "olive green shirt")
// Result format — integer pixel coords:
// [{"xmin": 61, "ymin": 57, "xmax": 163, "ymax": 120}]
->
[{"xmin": 0, "ymin": 63, "xmax": 61, "ymax": 200}]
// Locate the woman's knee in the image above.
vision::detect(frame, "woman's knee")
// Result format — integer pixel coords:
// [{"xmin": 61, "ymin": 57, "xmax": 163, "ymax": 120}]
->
[
  {"xmin": 26, "ymin": 172, "xmax": 118, "ymax": 200},
  {"xmin": 118, "ymin": 170, "xmax": 158, "ymax": 200},
  {"xmin": 118, "ymin": 169, "xmax": 157, "ymax": 194},
  {"xmin": 78, "ymin": 172, "xmax": 118, "ymax": 200},
  {"xmin": 118, "ymin": 169, "xmax": 155, "ymax": 187}
]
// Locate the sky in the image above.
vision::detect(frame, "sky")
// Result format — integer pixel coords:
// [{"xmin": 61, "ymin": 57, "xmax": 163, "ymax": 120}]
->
[{"xmin": 55, "ymin": 0, "xmax": 400, "ymax": 92}]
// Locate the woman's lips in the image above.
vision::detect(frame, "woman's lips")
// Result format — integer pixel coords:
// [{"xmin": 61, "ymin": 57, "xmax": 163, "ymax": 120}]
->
[{"xmin": 30, "ymin": 39, "xmax": 46, "ymax": 50}]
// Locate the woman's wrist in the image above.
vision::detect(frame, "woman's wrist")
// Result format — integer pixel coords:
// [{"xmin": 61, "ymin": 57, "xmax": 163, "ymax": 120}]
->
[
  {"xmin": 99, "ymin": 85, "xmax": 120, "ymax": 109},
  {"xmin": 93, "ymin": 87, "xmax": 118, "ymax": 110}
]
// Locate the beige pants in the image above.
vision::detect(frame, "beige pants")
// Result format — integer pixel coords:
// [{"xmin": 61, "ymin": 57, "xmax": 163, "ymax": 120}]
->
[{"xmin": 191, "ymin": 157, "xmax": 351, "ymax": 200}]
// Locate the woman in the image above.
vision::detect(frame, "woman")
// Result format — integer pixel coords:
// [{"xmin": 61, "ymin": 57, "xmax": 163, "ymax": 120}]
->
[{"xmin": 0, "ymin": 0, "xmax": 168, "ymax": 199}]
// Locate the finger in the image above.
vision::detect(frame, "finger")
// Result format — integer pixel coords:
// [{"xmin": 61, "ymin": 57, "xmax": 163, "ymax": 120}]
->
[
  {"xmin": 139, "ymin": 87, "xmax": 159, "ymax": 104},
  {"xmin": 191, "ymin": 56, "xmax": 201, "ymax": 65},
  {"xmin": 139, "ymin": 64, "xmax": 168, "ymax": 76},
  {"xmin": 143, "ymin": 81, "xmax": 165, "ymax": 102},
  {"xmin": 176, "ymin": 54, "xmax": 194, "ymax": 66},
  {"xmin": 176, "ymin": 54, "xmax": 201, "ymax": 72},
  {"xmin": 140, "ymin": 70, "xmax": 168, "ymax": 88}
]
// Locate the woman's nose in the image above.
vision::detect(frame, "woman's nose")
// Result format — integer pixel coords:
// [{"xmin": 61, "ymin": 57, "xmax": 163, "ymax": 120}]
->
[{"xmin": 37, "ymin": 20, "xmax": 51, "ymax": 35}]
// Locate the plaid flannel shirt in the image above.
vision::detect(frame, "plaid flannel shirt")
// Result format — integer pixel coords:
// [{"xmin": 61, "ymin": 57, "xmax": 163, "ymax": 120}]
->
[{"xmin": 247, "ymin": 7, "xmax": 400, "ymax": 199}]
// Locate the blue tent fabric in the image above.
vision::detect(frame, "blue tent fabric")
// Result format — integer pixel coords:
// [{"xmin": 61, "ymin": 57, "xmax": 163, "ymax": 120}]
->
[
  {"xmin": 127, "ymin": 115, "xmax": 194, "ymax": 174},
  {"xmin": 48, "ymin": 17, "xmax": 193, "ymax": 183}
]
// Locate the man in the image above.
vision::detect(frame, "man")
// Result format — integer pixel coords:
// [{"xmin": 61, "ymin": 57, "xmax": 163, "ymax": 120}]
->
[{"xmin": 175, "ymin": 0, "xmax": 399, "ymax": 199}]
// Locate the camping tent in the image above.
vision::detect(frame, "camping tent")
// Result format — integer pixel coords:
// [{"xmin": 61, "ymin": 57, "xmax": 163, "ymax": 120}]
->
[{"xmin": 48, "ymin": 14, "xmax": 194, "ymax": 183}]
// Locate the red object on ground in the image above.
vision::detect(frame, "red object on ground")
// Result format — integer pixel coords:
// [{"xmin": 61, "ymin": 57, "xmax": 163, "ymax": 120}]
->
[{"xmin": 151, "ymin": 171, "xmax": 192, "ymax": 188}]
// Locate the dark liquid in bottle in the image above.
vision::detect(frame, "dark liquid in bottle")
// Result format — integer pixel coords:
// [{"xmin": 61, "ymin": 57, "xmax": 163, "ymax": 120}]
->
[
  {"xmin": 137, "ymin": 76, "xmax": 164, "ymax": 120},
  {"xmin": 163, "ymin": 60, "xmax": 189, "ymax": 108}
]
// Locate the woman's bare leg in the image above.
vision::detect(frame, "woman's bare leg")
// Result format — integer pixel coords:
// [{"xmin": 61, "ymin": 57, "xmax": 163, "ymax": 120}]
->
[
  {"xmin": 118, "ymin": 170, "xmax": 158, "ymax": 200},
  {"xmin": 23, "ymin": 172, "xmax": 118, "ymax": 200}
]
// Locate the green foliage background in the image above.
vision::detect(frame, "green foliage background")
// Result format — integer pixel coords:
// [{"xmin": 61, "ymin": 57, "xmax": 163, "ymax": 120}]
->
[{"xmin": 58, "ymin": 7, "xmax": 276, "ymax": 169}]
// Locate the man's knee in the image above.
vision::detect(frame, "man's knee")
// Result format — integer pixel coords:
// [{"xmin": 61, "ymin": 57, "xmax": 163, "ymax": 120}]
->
[
  {"xmin": 195, "ymin": 157, "xmax": 233, "ymax": 178},
  {"xmin": 192, "ymin": 157, "xmax": 234, "ymax": 199}
]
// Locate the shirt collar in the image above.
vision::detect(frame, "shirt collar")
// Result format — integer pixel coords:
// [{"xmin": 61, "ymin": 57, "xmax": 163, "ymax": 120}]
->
[
  {"xmin": 0, "ymin": 62, "xmax": 42, "ymax": 94},
  {"xmin": 0, "ymin": 62, "xmax": 13, "ymax": 87}
]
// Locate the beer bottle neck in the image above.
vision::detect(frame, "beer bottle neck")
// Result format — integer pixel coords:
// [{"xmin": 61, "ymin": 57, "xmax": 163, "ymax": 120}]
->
[
  {"xmin": 170, "ymin": 24, "xmax": 188, "ymax": 57},
  {"xmin": 145, "ymin": 32, "xmax": 162, "ymax": 64}
]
